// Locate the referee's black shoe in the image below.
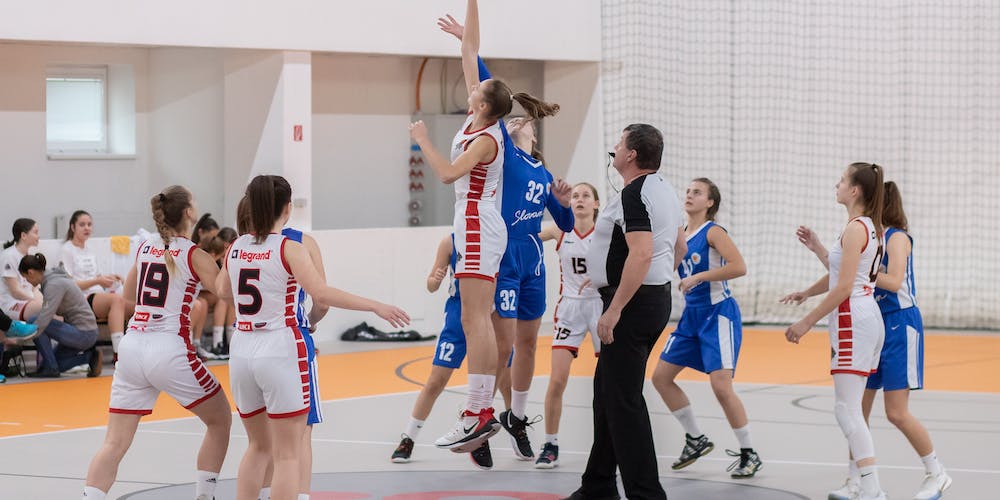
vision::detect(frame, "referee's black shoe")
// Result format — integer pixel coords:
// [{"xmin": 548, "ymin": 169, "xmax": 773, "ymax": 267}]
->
[
  {"xmin": 561, "ymin": 489, "xmax": 620, "ymax": 500},
  {"xmin": 498, "ymin": 409, "xmax": 539, "ymax": 460}
]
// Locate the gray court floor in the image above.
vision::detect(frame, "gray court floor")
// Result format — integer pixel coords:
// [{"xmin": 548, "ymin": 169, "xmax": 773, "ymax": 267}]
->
[{"xmin": 1, "ymin": 341, "xmax": 997, "ymax": 499}]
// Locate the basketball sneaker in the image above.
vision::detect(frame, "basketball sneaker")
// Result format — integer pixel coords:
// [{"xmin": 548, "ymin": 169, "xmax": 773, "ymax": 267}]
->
[
  {"xmin": 435, "ymin": 407, "xmax": 501, "ymax": 453},
  {"xmin": 391, "ymin": 434, "xmax": 414, "ymax": 463},
  {"xmin": 469, "ymin": 440, "xmax": 493, "ymax": 470},
  {"xmin": 671, "ymin": 433, "xmax": 714, "ymax": 470},
  {"xmin": 5, "ymin": 320, "xmax": 39, "ymax": 344},
  {"xmin": 534, "ymin": 442, "xmax": 559, "ymax": 469},
  {"xmin": 498, "ymin": 409, "xmax": 540, "ymax": 460},
  {"xmin": 828, "ymin": 477, "xmax": 860, "ymax": 500},
  {"xmin": 726, "ymin": 448, "xmax": 762, "ymax": 478},
  {"xmin": 913, "ymin": 469, "xmax": 952, "ymax": 500}
]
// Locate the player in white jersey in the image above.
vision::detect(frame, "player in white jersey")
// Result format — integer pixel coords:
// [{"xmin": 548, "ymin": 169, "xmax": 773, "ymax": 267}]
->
[
  {"xmin": 219, "ymin": 175, "xmax": 409, "ymax": 500},
  {"xmin": 0, "ymin": 218, "xmax": 43, "ymax": 321},
  {"xmin": 533, "ymin": 182, "xmax": 602, "ymax": 469},
  {"xmin": 782, "ymin": 163, "xmax": 888, "ymax": 500},
  {"xmin": 83, "ymin": 186, "xmax": 232, "ymax": 500},
  {"xmin": 408, "ymin": 0, "xmax": 560, "ymax": 454},
  {"xmin": 795, "ymin": 181, "xmax": 951, "ymax": 500},
  {"xmin": 651, "ymin": 178, "xmax": 762, "ymax": 478}
]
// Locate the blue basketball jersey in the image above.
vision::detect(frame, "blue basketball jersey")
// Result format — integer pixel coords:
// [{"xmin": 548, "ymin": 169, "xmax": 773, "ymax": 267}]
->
[
  {"xmin": 281, "ymin": 227, "xmax": 310, "ymax": 330},
  {"xmin": 874, "ymin": 227, "xmax": 917, "ymax": 314},
  {"xmin": 679, "ymin": 221, "xmax": 732, "ymax": 307},
  {"xmin": 478, "ymin": 57, "xmax": 574, "ymax": 238}
]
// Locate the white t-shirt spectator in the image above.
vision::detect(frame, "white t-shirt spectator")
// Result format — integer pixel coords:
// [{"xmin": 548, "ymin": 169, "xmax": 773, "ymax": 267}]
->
[
  {"xmin": 0, "ymin": 246, "xmax": 34, "ymax": 303},
  {"xmin": 60, "ymin": 240, "xmax": 103, "ymax": 295}
]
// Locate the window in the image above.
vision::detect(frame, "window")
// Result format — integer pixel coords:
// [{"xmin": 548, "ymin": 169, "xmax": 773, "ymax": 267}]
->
[{"xmin": 46, "ymin": 65, "xmax": 108, "ymax": 153}]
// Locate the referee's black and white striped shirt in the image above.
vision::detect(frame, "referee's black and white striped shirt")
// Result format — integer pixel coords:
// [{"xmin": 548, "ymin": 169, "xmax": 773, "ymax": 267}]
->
[{"xmin": 587, "ymin": 173, "xmax": 684, "ymax": 289}]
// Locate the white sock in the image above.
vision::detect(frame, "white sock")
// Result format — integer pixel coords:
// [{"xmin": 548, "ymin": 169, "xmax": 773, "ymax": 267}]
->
[
  {"xmin": 848, "ymin": 459, "xmax": 860, "ymax": 481},
  {"xmin": 921, "ymin": 451, "xmax": 942, "ymax": 475},
  {"xmin": 545, "ymin": 433, "xmax": 558, "ymax": 445},
  {"xmin": 259, "ymin": 486, "xmax": 271, "ymax": 500},
  {"xmin": 466, "ymin": 374, "xmax": 496, "ymax": 413},
  {"xmin": 212, "ymin": 326, "xmax": 225, "ymax": 347},
  {"xmin": 405, "ymin": 417, "xmax": 425, "ymax": 440},
  {"xmin": 858, "ymin": 465, "xmax": 881, "ymax": 495},
  {"xmin": 110, "ymin": 332, "xmax": 124, "ymax": 353},
  {"xmin": 297, "ymin": 495, "xmax": 310, "ymax": 500},
  {"xmin": 82, "ymin": 486, "xmax": 107, "ymax": 500},
  {"xmin": 511, "ymin": 389, "xmax": 529, "ymax": 419},
  {"xmin": 671, "ymin": 405, "xmax": 702, "ymax": 437},
  {"xmin": 733, "ymin": 424, "xmax": 753, "ymax": 449},
  {"xmin": 195, "ymin": 470, "xmax": 219, "ymax": 498}
]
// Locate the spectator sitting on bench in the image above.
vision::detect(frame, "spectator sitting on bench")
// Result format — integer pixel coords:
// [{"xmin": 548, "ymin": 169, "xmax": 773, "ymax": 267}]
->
[
  {"xmin": 59, "ymin": 210, "xmax": 131, "ymax": 356},
  {"xmin": 1, "ymin": 218, "xmax": 44, "ymax": 322},
  {"xmin": 20, "ymin": 253, "xmax": 102, "ymax": 378},
  {"xmin": 190, "ymin": 235, "xmax": 229, "ymax": 360}
]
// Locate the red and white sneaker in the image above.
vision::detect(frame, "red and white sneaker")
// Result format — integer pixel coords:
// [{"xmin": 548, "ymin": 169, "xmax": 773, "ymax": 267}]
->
[{"xmin": 435, "ymin": 407, "xmax": 501, "ymax": 453}]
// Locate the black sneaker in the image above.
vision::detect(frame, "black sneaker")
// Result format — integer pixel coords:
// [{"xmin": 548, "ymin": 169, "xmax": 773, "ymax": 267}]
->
[
  {"xmin": 672, "ymin": 433, "xmax": 714, "ymax": 470},
  {"xmin": 534, "ymin": 442, "xmax": 559, "ymax": 469},
  {"xmin": 726, "ymin": 448, "xmax": 762, "ymax": 478},
  {"xmin": 391, "ymin": 435, "xmax": 414, "ymax": 463},
  {"xmin": 27, "ymin": 369, "xmax": 61, "ymax": 378},
  {"xmin": 560, "ymin": 489, "xmax": 621, "ymax": 500},
  {"xmin": 498, "ymin": 409, "xmax": 540, "ymax": 460},
  {"xmin": 469, "ymin": 440, "xmax": 493, "ymax": 470},
  {"xmin": 87, "ymin": 349, "xmax": 103, "ymax": 378},
  {"xmin": 209, "ymin": 344, "xmax": 229, "ymax": 360}
]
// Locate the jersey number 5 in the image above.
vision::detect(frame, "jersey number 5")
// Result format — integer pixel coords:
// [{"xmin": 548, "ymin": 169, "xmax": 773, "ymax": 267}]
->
[
  {"xmin": 137, "ymin": 262, "xmax": 169, "ymax": 307},
  {"xmin": 238, "ymin": 269, "xmax": 263, "ymax": 315}
]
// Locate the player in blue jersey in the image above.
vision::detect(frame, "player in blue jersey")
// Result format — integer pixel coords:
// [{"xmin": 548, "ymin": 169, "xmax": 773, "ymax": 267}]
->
[
  {"xmin": 650, "ymin": 178, "xmax": 762, "ymax": 478},
  {"xmin": 437, "ymin": 12, "xmax": 573, "ymax": 462},
  {"xmin": 796, "ymin": 181, "xmax": 950, "ymax": 500},
  {"xmin": 389, "ymin": 234, "xmax": 493, "ymax": 469}
]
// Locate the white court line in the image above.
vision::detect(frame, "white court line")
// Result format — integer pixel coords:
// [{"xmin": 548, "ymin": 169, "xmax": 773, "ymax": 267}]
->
[
  {"xmin": 0, "ymin": 388, "xmax": 432, "ymax": 442},
  {"xmin": 134, "ymin": 429, "xmax": 1000, "ymax": 476}
]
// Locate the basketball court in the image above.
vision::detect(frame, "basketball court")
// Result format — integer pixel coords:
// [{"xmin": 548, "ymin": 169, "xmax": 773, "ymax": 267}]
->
[{"xmin": 2, "ymin": 327, "xmax": 997, "ymax": 498}]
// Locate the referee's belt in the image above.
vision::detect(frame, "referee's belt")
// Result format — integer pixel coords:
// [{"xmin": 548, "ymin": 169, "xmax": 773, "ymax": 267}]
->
[{"xmin": 598, "ymin": 283, "xmax": 669, "ymax": 298}]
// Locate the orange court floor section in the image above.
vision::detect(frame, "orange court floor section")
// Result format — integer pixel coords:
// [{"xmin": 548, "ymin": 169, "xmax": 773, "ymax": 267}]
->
[{"xmin": 1, "ymin": 328, "xmax": 997, "ymax": 437}]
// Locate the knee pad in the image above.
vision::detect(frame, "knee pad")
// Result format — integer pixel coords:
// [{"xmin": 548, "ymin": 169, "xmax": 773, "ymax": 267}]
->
[{"xmin": 834, "ymin": 400, "xmax": 856, "ymax": 437}]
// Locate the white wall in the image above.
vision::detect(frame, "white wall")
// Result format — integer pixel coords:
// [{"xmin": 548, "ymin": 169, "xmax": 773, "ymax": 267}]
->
[
  {"xmin": 147, "ymin": 48, "xmax": 226, "ymax": 226},
  {"xmin": 1, "ymin": 1, "xmax": 602, "ymax": 62},
  {"xmin": 0, "ymin": 43, "xmax": 151, "ymax": 238}
]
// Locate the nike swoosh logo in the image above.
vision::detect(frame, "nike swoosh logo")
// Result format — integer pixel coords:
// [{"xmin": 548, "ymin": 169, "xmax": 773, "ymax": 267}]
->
[
  {"xmin": 861, "ymin": 473, "xmax": 872, "ymax": 478},
  {"xmin": 890, "ymin": 324, "xmax": 901, "ymax": 330},
  {"xmin": 464, "ymin": 424, "xmax": 478, "ymax": 434}
]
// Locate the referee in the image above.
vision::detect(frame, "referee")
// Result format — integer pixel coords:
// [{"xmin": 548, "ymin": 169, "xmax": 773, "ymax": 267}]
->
[{"xmin": 564, "ymin": 124, "xmax": 686, "ymax": 500}]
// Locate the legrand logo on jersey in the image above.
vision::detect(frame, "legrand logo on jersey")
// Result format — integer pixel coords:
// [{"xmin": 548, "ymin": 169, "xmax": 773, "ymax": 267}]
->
[
  {"xmin": 145, "ymin": 247, "xmax": 182, "ymax": 258},
  {"xmin": 511, "ymin": 209, "xmax": 544, "ymax": 226},
  {"xmin": 133, "ymin": 311, "xmax": 150, "ymax": 322},
  {"xmin": 234, "ymin": 249, "xmax": 273, "ymax": 263}
]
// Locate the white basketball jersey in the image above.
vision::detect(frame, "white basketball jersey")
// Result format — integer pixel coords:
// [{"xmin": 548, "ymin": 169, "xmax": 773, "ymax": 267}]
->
[
  {"xmin": 128, "ymin": 236, "xmax": 202, "ymax": 337},
  {"xmin": 557, "ymin": 228, "xmax": 600, "ymax": 299},
  {"xmin": 226, "ymin": 233, "xmax": 299, "ymax": 332},
  {"xmin": 829, "ymin": 217, "xmax": 883, "ymax": 297},
  {"xmin": 450, "ymin": 115, "xmax": 504, "ymax": 205}
]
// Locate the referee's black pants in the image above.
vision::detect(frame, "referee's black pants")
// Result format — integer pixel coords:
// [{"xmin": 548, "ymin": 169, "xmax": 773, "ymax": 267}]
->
[{"xmin": 578, "ymin": 284, "xmax": 670, "ymax": 500}]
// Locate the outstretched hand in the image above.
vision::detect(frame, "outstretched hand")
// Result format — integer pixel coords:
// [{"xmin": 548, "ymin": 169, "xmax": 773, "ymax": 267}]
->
[
  {"xmin": 796, "ymin": 225, "xmax": 824, "ymax": 255},
  {"xmin": 779, "ymin": 291, "xmax": 808, "ymax": 306},
  {"xmin": 437, "ymin": 14, "xmax": 464, "ymax": 40},
  {"xmin": 409, "ymin": 121, "xmax": 429, "ymax": 143},
  {"xmin": 374, "ymin": 303, "xmax": 411, "ymax": 329},
  {"xmin": 552, "ymin": 178, "xmax": 572, "ymax": 207}
]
